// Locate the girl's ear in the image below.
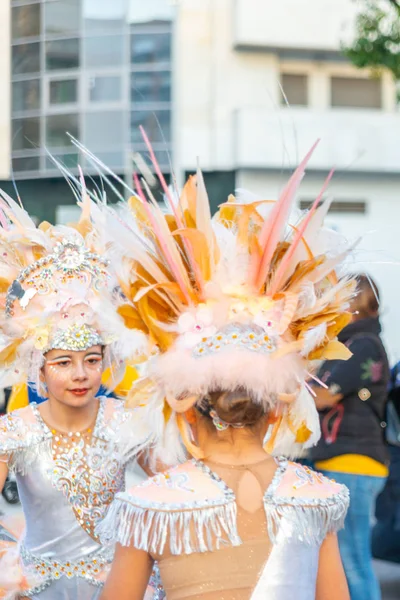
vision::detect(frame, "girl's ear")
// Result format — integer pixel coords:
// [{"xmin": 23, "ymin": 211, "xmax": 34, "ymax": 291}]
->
[{"xmin": 185, "ymin": 408, "xmax": 197, "ymax": 425}]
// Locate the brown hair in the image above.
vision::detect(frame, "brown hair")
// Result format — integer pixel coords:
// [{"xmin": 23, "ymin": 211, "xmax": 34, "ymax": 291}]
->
[
  {"xmin": 200, "ymin": 389, "xmax": 266, "ymax": 427},
  {"xmin": 353, "ymin": 274, "xmax": 380, "ymax": 319}
]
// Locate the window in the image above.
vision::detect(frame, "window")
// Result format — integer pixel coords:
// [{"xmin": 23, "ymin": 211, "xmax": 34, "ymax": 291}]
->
[
  {"xmin": 13, "ymin": 156, "xmax": 40, "ymax": 172},
  {"xmin": 12, "ymin": 4, "xmax": 41, "ymax": 39},
  {"xmin": 128, "ymin": 0, "xmax": 174, "ymax": 24},
  {"xmin": 331, "ymin": 77, "xmax": 382, "ymax": 109},
  {"xmin": 130, "ymin": 33, "xmax": 171, "ymax": 65},
  {"xmin": 86, "ymin": 150, "xmax": 124, "ymax": 169},
  {"xmin": 49, "ymin": 79, "xmax": 78, "ymax": 104},
  {"xmin": 46, "ymin": 39, "xmax": 80, "ymax": 70},
  {"xmin": 89, "ymin": 76, "xmax": 122, "ymax": 102},
  {"xmin": 280, "ymin": 73, "xmax": 308, "ymax": 106},
  {"xmin": 44, "ymin": 0, "xmax": 80, "ymax": 37},
  {"xmin": 131, "ymin": 109, "xmax": 171, "ymax": 143},
  {"xmin": 84, "ymin": 35, "xmax": 125, "ymax": 68},
  {"xmin": 131, "ymin": 71, "xmax": 171, "ymax": 104},
  {"xmin": 84, "ymin": 111, "xmax": 124, "ymax": 148},
  {"xmin": 12, "ymin": 118, "xmax": 41, "ymax": 151},
  {"xmin": 46, "ymin": 114, "xmax": 79, "ymax": 147},
  {"xmin": 46, "ymin": 152, "xmax": 79, "ymax": 170},
  {"xmin": 12, "ymin": 42, "xmax": 41, "ymax": 75},
  {"xmin": 83, "ymin": 0, "xmax": 125, "ymax": 34},
  {"xmin": 299, "ymin": 199, "xmax": 367, "ymax": 214},
  {"xmin": 12, "ymin": 80, "xmax": 41, "ymax": 113}
]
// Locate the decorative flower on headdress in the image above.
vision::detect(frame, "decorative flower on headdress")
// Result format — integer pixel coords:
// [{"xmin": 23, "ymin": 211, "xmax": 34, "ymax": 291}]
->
[
  {"xmin": 177, "ymin": 307, "xmax": 217, "ymax": 349},
  {"xmin": 34, "ymin": 327, "xmax": 50, "ymax": 351}
]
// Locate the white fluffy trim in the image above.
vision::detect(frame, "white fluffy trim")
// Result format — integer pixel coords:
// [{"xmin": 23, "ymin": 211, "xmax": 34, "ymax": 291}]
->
[{"xmin": 151, "ymin": 347, "xmax": 305, "ymax": 406}]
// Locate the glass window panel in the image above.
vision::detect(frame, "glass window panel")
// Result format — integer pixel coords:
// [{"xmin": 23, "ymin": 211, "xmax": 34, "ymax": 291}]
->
[
  {"xmin": 130, "ymin": 33, "xmax": 171, "ymax": 65},
  {"xmin": 12, "ymin": 4, "xmax": 41, "ymax": 39},
  {"xmin": 331, "ymin": 77, "xmax": 382, "ymax": 109},
  {"xmin": 12, "ymin": 80, "xmax": 41, "ymax": 113},
  {"xmin": 46, "ymin": 152, "xmax": 79, "ymax": 170},
  {"xmin": 12, "ymin": 118, "xmax": 40, "ymax": 151},
  {"xmin": 89, "ymin": 76, "xmax": 122, "ymax": 102},
  {"xmin": 131, "ymin": 71, "xmax": 170, "ymax": 104},
  {"xmin": 46, "ymin": 114, "xmax": 79, "ymax": 147},
  {"xmin": 83, "ymin": 0, "xmax": 125, "ymax": 34},
  {"xmin": 44, "ymin": 0, "xmax": 80, "ymax": 37},
  {"xmin": 84, "ymin": 35, "xmax": 125, "ymax": 68},
  {"xmin": 84, "ymin": 111, "xmax": 124, "ymax": 148},
  {"xmin": 46, "ymin": 39, "xmax": 80, "ymax": 70},
  {"xmin": 131, "ymin": 109, "xmax": 170, "ymax": 144},
  {"xmin": 280, "ymin": 74, "xmax": 308, "ymax": 106},
  {"xmin": 128, "ymin": 0, "xmax": 174, "ymax": 25},
  {"xmin": 12, "ymin": 156, "xmax": 40, "ymax": 172},
  {"xmin": 86, "ymin": 151, "xmax": 124, "ymax": 169},
  {"xmin": 49, "ymin": 79, "xmax": 78, "ymax": 104},
  {"xmin": 12, "ymin": 42, "xmax": 41, "ymax": 75}
]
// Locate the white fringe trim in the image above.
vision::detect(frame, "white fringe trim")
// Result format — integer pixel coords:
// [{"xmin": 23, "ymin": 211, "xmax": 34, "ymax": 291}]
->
[
  {"xmin": 8, "ymin": 439, "xmax": 52, "ymax": 475},
  {"xmin": 97, "ymin": 497, "xmax": 241, "ymax": 555},
  {"xmin": 98, "ymin": 485, "xmax": 349, "ymax": 554},
  {"xmin": 264, "ymin": 487, "xmax": 350, "ymax": 546}
]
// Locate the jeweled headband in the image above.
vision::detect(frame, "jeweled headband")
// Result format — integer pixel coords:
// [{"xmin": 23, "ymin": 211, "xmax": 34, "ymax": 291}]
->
[{"xmin": 5, "ymin": 238, "xmax": 109, "ymax": 318}]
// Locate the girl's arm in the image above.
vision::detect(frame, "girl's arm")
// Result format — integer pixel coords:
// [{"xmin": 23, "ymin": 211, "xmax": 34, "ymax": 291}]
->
[
  {"xmin": 100, "ymin": 543, "xmax": 153, "ymax": 600},
  {"xmin": 316, "ymin": 533, "xmax": 350, "ymax": 600}
]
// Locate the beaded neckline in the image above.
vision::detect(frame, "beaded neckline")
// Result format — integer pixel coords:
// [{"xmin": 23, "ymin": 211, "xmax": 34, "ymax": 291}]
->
[{"xmin": 30, "ymin": 397, "xmax": 105, "ymax": 440}]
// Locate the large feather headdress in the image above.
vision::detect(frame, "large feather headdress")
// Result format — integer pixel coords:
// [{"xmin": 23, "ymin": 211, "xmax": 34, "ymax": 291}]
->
[
  {"xmin": 79, "ymin": 132, "xmax": 357, "ymax": 460},
  {"xmin": 0, "ymin": 184, "xmax": 148, "ymax": 394}
]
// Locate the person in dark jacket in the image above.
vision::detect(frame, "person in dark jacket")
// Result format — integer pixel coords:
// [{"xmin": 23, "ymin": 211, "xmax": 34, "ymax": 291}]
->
[
  {"xmin": 371, "ymin": 361, "xmax": 400, "ymax": 564},
  {"xmin": 310, "ymin": 274, "xmax": 389, "ymax": 600}
]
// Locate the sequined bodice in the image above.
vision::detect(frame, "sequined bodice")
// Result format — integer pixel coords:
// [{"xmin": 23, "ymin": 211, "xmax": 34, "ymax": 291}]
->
[
  {"xmin": 0, "ymin": 397, "xmax": 137, "ymax": 598},
  {"xmin": 30, "ymin": 401, "xmax": 125, "ymax": 541}
]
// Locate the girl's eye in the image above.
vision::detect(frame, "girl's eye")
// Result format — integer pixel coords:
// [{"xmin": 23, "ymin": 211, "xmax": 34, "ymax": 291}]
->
[
  {"xmin": 87, "ymin": 358, "xmax": 102, "ymax": 365},
  {"xmin": 53, "ymin": 361, "xmax": 70, "ymax": 367}
]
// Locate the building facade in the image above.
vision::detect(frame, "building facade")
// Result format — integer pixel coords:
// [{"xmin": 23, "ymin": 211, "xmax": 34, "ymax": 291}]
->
[{"xmin": 6, "ymin": 0, "xmax": 174, "ymax": 222}]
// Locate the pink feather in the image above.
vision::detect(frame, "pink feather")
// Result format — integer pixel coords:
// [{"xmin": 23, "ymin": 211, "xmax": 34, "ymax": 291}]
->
[
  {"xmin": 253, "ymin": 140, "xmax": 320, "ymax": 291},
  {"xmin": 133, "ymin": 173, "xmax": 193, "ymax": 305},
  {"xmin": 307, "ymin": 371, "xmax": 328, "ymax": 389},
  {"xmin": 139, "ymin": 126, "xmax": 183, "ymax": 226},
  {"xmin": 139, "ymin": 126, "xmax": 205, "ymax": 297},
  {"xmin": 269, "ymin": 168, "xmax": 334, "ymax": 296}
]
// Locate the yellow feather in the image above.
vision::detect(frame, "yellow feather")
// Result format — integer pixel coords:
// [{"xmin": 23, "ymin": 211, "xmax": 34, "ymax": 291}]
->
[
  {"xmin": 309, "ymin": 340, "xmax": 352, "ymax": 361},
  {"xmin": 0, "ymin": 339, "xmax": 22, "ymax": 367}
]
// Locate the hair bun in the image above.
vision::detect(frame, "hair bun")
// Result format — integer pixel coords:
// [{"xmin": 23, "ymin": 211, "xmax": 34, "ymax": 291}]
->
[{"xmin": 208, "ymin": 389, "xmax": 265, "ymax": 426}]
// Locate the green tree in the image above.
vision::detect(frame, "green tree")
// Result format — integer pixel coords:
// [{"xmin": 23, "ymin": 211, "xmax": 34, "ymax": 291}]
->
[{"xmin": 343, "ymin": 0, "xmax": 400, "ymax": 83}]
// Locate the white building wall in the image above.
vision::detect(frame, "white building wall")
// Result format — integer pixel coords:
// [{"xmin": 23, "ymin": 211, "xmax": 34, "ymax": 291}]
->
[
  {"xmin": 234, "ymin": 0, "xmax": 358, "ymax": 50},
  {"xmin": 0, "ymin": 2, "xmax": 11, "ymax": 180},
  {"xmin": 176, "ymin": 0, "xmax": 397, "ymax": 173}
]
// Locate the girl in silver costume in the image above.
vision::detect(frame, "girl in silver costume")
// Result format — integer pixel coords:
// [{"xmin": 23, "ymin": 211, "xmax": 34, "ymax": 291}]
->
[{"xmin": 0, "ymin": 195, "xmax": 158, "ymax": 599}]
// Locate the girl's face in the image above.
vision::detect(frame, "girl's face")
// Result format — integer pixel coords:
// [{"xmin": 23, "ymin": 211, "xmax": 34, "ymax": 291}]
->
[{"xmin": 41, "ymin": 345, "xmax": 103, "ymax": 409}]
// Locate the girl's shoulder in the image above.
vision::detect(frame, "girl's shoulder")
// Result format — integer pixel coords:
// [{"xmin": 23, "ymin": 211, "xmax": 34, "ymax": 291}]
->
[
  {"xmin": 0, "ymin": 405, "xmax": 46, "ymax": 450},
  {"xmin": 273, "ymin": 460, "xmax": 348, "ymax": 503}
]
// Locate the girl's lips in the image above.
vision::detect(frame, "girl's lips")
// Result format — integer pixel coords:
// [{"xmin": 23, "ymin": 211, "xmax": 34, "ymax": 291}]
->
[{"xmin": 69, "ymin": 388, "xmax": 89, "ymax": 396}]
